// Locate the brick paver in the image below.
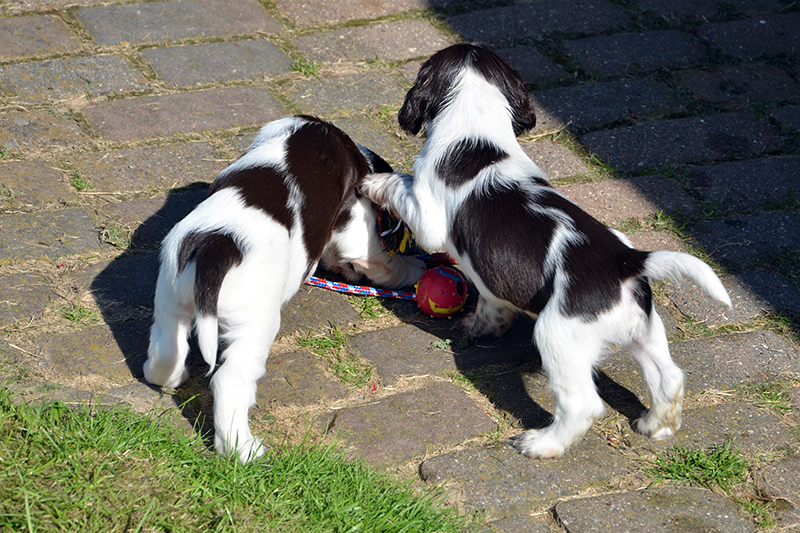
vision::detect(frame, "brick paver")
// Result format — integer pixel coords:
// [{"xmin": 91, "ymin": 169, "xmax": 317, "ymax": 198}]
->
[
  {"xmin": 564, "ymin": 30, "xmax": 704, "ymax": 76},
  {"xmin": 142, "ymin": 40, "xmax": 292, "ymax": 87},
  {"xmin": 83, "ymin": 87, "xmax": 286, "ymax": 141},
  {"xmin": 0, "ymin": 15, "xmax": 82, "ymax": 60},
  {"xmin": 75, "ymin": 0, "xmax": 280, "ymax": 46}
]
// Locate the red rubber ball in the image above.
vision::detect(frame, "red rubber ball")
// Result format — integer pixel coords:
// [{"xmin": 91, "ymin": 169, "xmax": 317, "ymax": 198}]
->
[{"xmin": 415, "ymin": 266, "xmax": 468, "ymax": 318}]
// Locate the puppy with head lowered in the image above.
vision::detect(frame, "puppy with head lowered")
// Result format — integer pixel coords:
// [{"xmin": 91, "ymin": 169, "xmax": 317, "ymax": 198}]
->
[
  {"xmin": 359, "ymin": 44, "xmax": 731, "ymax": 459},
  {"xmin": 144, "ymin": 115, "xmax": 424, "ymax": 463}
]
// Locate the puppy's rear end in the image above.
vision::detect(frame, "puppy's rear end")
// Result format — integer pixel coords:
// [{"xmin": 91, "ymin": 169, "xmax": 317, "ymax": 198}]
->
[{"xmin": 145, "ymin": 116, "xmax": 371, "ymax": 463}]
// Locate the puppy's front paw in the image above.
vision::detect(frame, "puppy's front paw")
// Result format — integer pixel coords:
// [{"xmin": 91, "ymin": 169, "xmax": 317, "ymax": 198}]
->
[{"xmin": 510, "ymin": 430, "xmax": 565, "ymax": 459}]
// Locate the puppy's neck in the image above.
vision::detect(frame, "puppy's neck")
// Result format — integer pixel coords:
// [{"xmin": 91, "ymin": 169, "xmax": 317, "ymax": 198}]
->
[{"xmin": 426, "ymin": 68, "xmax": 519, "ymax": 148}]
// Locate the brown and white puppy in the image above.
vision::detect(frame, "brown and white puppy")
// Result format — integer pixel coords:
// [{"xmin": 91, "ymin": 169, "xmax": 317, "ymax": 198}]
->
[
  {"xmin": 360, "ymin": 44, "xmax": 731, "ymax": 459},
  {"xmin": 144, "ymin": 115, "xmax": 424, "ymax": 463}
]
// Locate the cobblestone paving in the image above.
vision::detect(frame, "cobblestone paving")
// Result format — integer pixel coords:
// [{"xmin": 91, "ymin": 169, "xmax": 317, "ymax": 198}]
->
[{"xmin": 1, "ymin": 0, "xmax": 799, "ymax": 531}]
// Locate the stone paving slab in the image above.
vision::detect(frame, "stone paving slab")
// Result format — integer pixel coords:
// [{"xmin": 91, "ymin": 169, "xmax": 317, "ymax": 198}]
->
[
  {"xmin": 558, "ymin": 175, "xmax": 697, "ymax": 226},
  {"xmin": 419, "ymin": 437, "xmax": 626, "ymax": 518},
  {"xmin": 686, "ymin": 156, "xmax": 800, "ymax": 214},
  {"xmin": 581, "ymin": 113, "xmax": 782, "ymax": 173},
  {"xmin": 564, "ymin": 30, "xmax": 704, "ymax": 77},
  {"xmin": 629, "ymin": 401, "xmax": 794, "ymax": 455},
  {"xmin": 74, "ymin": 0, "xmax": 280, "ymax": 46},
  {"xmin": 83, "ymin": 87, "xmax": 287, "ymax": 142},
  {"xmin": 757, "ymin": 456, "xmax": 800, "ymax": 528},
  {"xmin": 599, "ymin": 330, "xmax": 799, "ymax": 401},
  {"xmin": 70, "ymin": 142, "xmax": 224, "ymax": 193},
  {"xmin": 625, "ymin": 231, "xmax": 687, "ymax": 253},
  {"xmin": 0, "ymin": 272, "xmax": 56, "ymax": 330},
  {"xmin": 295, "ymin": 19, "xmax": 455, "ymax": 64},
  {"xmin": 485, "ymin": 513, "xmax": 551, "ymax": 533},
  {"xmin": 689, "ymin": 212, "xmax": 800, "ymax": 267},
  {"xmin": 142, "ymin": 40, "xmax": 292, "ymax": 88},
  {"xmin": 274, "ymin": 0, "xmax": 450, "ymax": 27},
  {"xmin": 80, "ymin": 253, "xmax": 159, "ymax": 319},
  {"xmin": 319, "ymin": 381, "xmax": 497, "ymax": 468},
  {"xmin": 531, "ymin": 78, "xmax": 683, "ymax": 133},
  {"xmin": 256, "ymin": 350, "xmax": 348, "ymax": 408},
  {"xmin": 676, "ymin": 64, "xmax": 800, "ymax": 110},
  {"xmin": 771, "ymin": 105, "xmax": 800, "ymax": 131},
  {"xmin": 281, "ymin": 70, "xmax": 408, "ymax": 118},
  {"xmin": 522, "ymin": 140, "xmax": 591, "ymax": 180},
  {"xmin": 555, "ymin": 485, "xmax": 756, "ymax": 533},
  {"xmin": 348, "ymin": 325, "xmax": 459, "ymax": 385},
  {"xmin": 448, "ymin": 0, "xmax": 629, "ymax": 46},
  {"xmin": 0, "ymin": 15, "xmax": 82, "ymax": 60},
  {"xmin": 0, "ymin": 208, "xmax": 103, "ymax": 263},
  {"xmin": 39, "ymin": 319, "xmax": 150, "ymax": 382},
  {"xmin": 700, "ymin": 13, "xmax": 800, "ymax": 59},
  {"xmin": 0, "ymin": 55, "xmax": 149, "ymax": 101},
  {"xmin": 497, "ymin": 47, "xmax": 571, "ymax": 86},
  {"xmin": 280, "ymin": 285, "xmax": 362, "ymax": 337},
  {"xmin": 667, "ymin": 271, "xmax": 800, "ymax": 327},
  {"xmin": 0, "ymin": 160, "xmax": 72, "ymax": 206},
  {"xmin": 0, "ymin": 109, "xmax": 91, "ymax": 156},
  {"xmin": 100, "ymin": 190, "xmax": 209, "ymax": 251},
  {"xmin": 673, "ymin": 331, "xmax": 800, "ymax": 395}
]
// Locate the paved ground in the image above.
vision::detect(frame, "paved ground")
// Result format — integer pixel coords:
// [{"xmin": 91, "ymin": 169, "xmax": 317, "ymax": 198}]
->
[{"xmin": 1, "ymin": 0, "xmax": 799, "ymax": 531}]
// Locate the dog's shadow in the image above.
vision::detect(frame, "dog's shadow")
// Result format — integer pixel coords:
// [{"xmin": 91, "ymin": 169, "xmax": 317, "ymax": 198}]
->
[
  {"xmin": 90, "ymin": 184, "xmax": 215, "ymax": 436},
  {"xmin": 381, "ymin": 287, "xmax": 647, "ymax": 432}
]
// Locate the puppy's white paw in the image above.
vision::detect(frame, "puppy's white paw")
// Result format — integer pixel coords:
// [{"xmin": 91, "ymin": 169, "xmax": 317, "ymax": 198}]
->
[
  {"xmin": 511, "ymin": 430, "xmax": 565, "ymax": 459},
  {"xmin": 215, "ymin": 433, "xmax": 267, "ymax": 464},
  {"xmin": 359, "ymin": 173, "xmax": 392, "ymax": 206},
  {"xmin": 635, "ymin": 407, "xmax": 681, "ymax": 439},
  {"xmin": 458, "ymin": 310, "xmax": 512, "ymax": 339},
  {"xmin": 143, "ymin": 359, "xmax": 189, "ymax": 389}
]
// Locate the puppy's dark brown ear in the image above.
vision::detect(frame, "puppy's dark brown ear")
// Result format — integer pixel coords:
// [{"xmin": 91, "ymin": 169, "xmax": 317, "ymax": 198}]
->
[
  {"xmin": 496, "ymin": 58, "xmax": 536, "ymax": 136},
  {"xmin": 398, "ymin": 83, "xmax": 426, "ymax": 135}
]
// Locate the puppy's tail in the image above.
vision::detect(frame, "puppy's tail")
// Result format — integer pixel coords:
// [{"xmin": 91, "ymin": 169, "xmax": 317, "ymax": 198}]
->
[
  {"xmin": 643, "ymin": 251, "xmax": 732, "ymax": 308},
  {"xmin": 195, "ymin": 313, "xmax": 220, "ymax": 375},
  {"xmin": 186, "ymin": 231, "xmax": 244, "ymax": 374}
]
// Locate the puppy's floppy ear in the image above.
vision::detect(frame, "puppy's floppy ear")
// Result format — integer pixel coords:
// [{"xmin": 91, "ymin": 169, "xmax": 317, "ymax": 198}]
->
[
  {"xmin": 398, "ymin": 83, "xmax": 427, "ymax": 135},
  {"xmin": 491, "ymin": 54, "xmax": 536, "ymax": 136}
]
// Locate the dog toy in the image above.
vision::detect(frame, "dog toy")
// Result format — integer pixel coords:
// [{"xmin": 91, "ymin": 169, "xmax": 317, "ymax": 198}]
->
[
  {"xmin": 414, "ymin": 266, "xmax": 468, "ymax": 318},
  {"xmin": 306, "ymin": 263, "xmax": 468, "ymax": 318}
]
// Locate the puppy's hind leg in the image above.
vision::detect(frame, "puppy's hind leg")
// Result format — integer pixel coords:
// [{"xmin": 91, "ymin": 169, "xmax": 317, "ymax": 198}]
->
[
  {"xmin": 512, "ymin": 312, "xmax": 605, "ymax": 458},
  {"xmin": 459, "ymin": 295, "xmax": 515, "ymax": 339},
  {"xmin": 630, "ymin": 310, "xmax": 684, "ymax": 439},
  {"xmin": 144, "ymin": 278, "xmax": 193, "ymax": 389}
]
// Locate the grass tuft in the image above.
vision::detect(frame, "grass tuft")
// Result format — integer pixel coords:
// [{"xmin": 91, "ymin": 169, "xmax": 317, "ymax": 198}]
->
[
  {"xmin": 69, "ymin": 171, "xmax": 93, "ymax": 192},
  {"xmin": 0, "ymin": 385, "xmax": 470, "ymax": 532},
  {"xmin": 644, "ymin": 441, "xmax": 748, "ymax": 493},
  {"xmin": 297, "ymin": 324, "xmax": 373, "ymax": 388}
]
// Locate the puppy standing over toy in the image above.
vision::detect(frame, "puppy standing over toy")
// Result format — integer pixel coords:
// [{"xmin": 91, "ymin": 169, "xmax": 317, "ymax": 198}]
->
[
  {"xmin": 144, "ymin": 115, "xmax": 424, "ymax": 463},
  {"xmin": 359, "ymin": 43, "xmax": 732, "ymax": 459}
]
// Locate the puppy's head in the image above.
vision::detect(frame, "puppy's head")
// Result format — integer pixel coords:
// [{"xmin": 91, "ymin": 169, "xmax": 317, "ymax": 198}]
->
[{"xmin": 398, "ymin": 43, "xmax": 536, "ymax": 136}]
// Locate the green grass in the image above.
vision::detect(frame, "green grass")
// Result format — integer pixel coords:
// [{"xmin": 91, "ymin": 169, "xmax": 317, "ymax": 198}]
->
[
  {"xmin": 291, "ymin": 57, "xmax": 320, "ymax": 77},
  {"xmin": 347, "ymin": 295, "xmax": 390, "ymax": 319},
  {"xmin": 644, "ymin": 441, "xmax": 748, "ymax": 493},
  {"xmin": 69, "ymin": 171, "xmax": 93, "ymax": 192},
  {"xmin": 297, "ymin": 324, "xmax": 373, "ymax": 388},
  {"xmin": 101, "ymin": 221, "xmax": 133, "ymax": 250},
  {"xmin": 0, "ymin": 386, "xmax": 470, "ymax": 532},
  {"xmin": 60, "ymin": 303, "xmax": 100, "ymax": 325}
]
